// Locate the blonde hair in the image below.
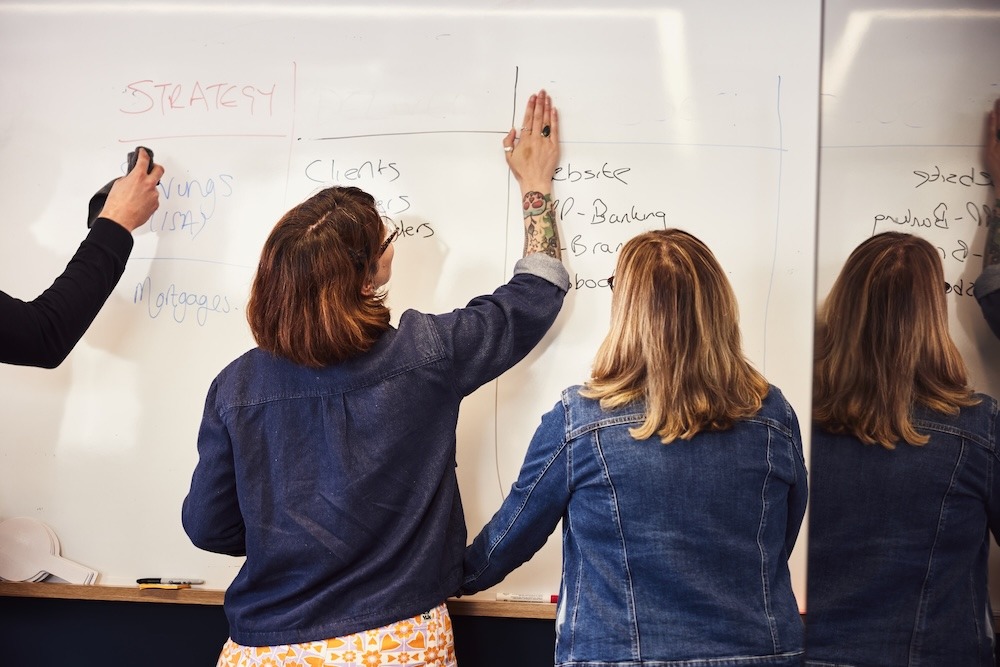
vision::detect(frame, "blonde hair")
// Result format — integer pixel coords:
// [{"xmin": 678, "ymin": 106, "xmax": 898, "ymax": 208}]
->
[
  {"xmin": 582, "ymin": 229, "xmax": 769, "ymax": 443},
  {"xmin": 813, "ymin": 232, "xmax": 976, "ymax": 449}
]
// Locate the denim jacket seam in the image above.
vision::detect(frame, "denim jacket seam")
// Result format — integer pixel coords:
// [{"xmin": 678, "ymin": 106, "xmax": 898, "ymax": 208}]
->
[
  {"xmin": 908, "ymin": 439, "xmax": 968, "ymax": 663},
  {"xmin": 217, "ymin": 350, "xmax": 450, "ymax": 411},
  {"xmin": 592, "ymin": 429, "xmax": 642, "ymax": 661},
  {"xmin": 555, "ymin": 652, "xmax": 804, "ymax": 666},
  {"xmin": 744, "ymin": 414, "xmax": 795, "ymax": 441},
  {"xmin": 566, "ymin": 413, "xmax": 646, "ymax": 440},
  {"xmin": 757, "ymin": 426, "xmax": 780, "ymax": 652},
  {"xmin": 912, "ymin": 418, "xmax": 992, "ymax": 451}
]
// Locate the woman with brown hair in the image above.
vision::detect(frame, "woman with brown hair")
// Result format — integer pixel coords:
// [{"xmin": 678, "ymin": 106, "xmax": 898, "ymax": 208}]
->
[
  {"xmin": 806, "ymin": 231, "xmax": 1000, "ymax": 666},
  {"xmin": 182, "ymin": 91, "xmax": 568, "ymax": 667},
  {"xmin": 461, "ymin": 229, "xmax": 808, "ymax": 666}
]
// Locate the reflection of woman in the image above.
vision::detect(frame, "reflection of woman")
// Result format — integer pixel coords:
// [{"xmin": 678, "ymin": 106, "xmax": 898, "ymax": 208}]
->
[
  {"xmin": 461, "ymin": 229, "xmax": 808, "ymax": 666},
  {"xmin": 976, "ymin": 97, "xmax": 1000, "ymax": 337},
  {"xmin": 806, "ymin": 232, "xmax": 1000, "ymax": 666},
  {"xmin": 183, "ymin": 91, "xmax": 568, "ymax": 666}
]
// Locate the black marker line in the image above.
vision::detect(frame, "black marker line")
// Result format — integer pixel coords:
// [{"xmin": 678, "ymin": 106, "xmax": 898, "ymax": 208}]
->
[
  {"xmin": 496, "ymin": 65, "xmax": 519, "ymax": 502},
  {"xmin": 825, "ymin": 143, "xmax": 985, "ymax": 149},
  {"xmin": 762, "ymin": 75, "xmax": 784, "ymax": 372}
]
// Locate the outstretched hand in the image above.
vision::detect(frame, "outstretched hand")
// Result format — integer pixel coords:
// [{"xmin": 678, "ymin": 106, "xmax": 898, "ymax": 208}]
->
[
  {"xmin": 100, "ymin": 148, "xmax": 165, "ymax": 232},
  {"xmin": 503, "ymin": 90, "xmax": 560, "ymax": 193}
]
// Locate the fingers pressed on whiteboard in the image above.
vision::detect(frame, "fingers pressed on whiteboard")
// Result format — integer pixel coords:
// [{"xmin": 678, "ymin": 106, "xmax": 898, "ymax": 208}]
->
[{"xmin": 520, "ymin": 92, "xmax": 538, "ymax": 135}]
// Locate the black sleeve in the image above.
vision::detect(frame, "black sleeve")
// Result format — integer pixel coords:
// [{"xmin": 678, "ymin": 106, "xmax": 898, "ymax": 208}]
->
[{"xmin": 0, "ymin": 218, "xmax": 134, "ymax": 368}]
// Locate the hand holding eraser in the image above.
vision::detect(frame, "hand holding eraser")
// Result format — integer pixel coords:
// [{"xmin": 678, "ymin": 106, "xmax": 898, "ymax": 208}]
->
[
  {"xmin": 126, "ymin": 146, "xmax": 154, "ymax": 175},
  {"xmin": 87, "ymin": 146, "xmax": 157, "ymax": 228}
]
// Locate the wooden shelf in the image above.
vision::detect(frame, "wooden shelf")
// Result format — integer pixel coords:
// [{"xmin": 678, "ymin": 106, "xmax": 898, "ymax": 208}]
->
[{"xmin": 0, "ymin": 582, "xmax": 556, "ymax": 619}]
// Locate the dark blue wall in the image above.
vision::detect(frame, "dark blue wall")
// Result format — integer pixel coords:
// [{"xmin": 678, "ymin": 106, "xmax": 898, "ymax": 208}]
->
[{"xmin": 0, "ymin": 597, "xmax": 555, "ymax": 666}]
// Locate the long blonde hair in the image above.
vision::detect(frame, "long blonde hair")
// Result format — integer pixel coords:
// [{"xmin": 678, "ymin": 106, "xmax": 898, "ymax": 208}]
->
[
  {"xmin": 813, "ymin": 232, "xmax": 976, "ymax": 448},
  {"xmin": 582, "ymin": 229, "xmax": 769, "ymax": 443}
]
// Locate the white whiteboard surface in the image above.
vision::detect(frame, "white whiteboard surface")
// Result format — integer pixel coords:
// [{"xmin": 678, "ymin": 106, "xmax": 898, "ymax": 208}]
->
[
  {"xmin": 817, "ymin": 0, "xmax": 1000, "ymax": 600},
  {"xmin": 0, "ymin": 1, "xmax": 819, "ymax": 605}
]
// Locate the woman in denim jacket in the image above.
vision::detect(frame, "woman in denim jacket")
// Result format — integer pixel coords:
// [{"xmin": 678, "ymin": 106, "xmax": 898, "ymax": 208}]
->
[
  {"xmin": 183, "ymin": 91, "xmax": 568, "ymax": 666},
  {"xmin": 806, "ymin": 232, "xmax": 1000, "ymax": 666},
  {"xmin": 461, "ymin": 229, "xmax": 808, "ymax": 666}
]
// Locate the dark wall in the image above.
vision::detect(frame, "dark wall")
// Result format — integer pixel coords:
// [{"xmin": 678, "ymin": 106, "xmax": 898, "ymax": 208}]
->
[{"xmin": 0, "ymin": 597, "xmax": 555, "ymax": 667}]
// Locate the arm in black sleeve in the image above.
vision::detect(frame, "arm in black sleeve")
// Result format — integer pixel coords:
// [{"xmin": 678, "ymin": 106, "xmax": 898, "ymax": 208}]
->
[{"xmin": 0, "ymin": 218, "xmax": 134, "ymax": 368}]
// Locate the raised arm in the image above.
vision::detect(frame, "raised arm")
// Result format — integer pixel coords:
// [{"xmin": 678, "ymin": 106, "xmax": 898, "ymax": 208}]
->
[
  {"xmin": 503, "ymin": 90, "xmax": 561, "ymax": 259},
  {"xmin": 0, "ymin": 149, "xmax": 163, "ymax": 368}
]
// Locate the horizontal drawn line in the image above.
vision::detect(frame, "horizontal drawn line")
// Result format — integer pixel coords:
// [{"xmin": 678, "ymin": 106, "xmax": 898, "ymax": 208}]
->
[
  {"xmin": 131, "ymin": 256, "xmax": 254, "ymax": 270},
  {"xmin": 306, "ymin": 130, "xmax": 507, "ymax": 141},
  {"xmin": 570, "ymin": 140, "xmax": 787, "ymax": 151},
  {"xmin": 823, "ymin": 144, "xmax": 984, "ymax": 149},
  {"xmin": 305, "ymin": 131, "xmax": 786, "ymax": 152},
  {"xmin": 119, "ymin": 134, "xmax": 288, "ymax": 142}
]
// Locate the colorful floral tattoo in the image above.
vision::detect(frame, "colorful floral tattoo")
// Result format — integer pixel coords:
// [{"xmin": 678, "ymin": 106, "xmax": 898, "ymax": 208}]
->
[{"xmin": 522, "ymin": 191, "xmax": 560, "ymax": 259}]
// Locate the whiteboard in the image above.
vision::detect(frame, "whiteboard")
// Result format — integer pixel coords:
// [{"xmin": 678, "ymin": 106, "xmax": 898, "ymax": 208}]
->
[
  {"xmin": 817, "ymin": 0, "xmax": 1000, "ymax": 599},
  {"xmin": 0, "ymin": 1, "xmax": 819, "ymax": 605}
]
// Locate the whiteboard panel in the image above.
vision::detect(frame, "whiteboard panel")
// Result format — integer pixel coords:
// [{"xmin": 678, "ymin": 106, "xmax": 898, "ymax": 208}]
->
[
  {"xmin": 0, "ymin": 1, "xmax": 819, "ymax": 606},
  {"xmin": 817, "ymin": 0, "xmax": 1000, "ymax": 603}
]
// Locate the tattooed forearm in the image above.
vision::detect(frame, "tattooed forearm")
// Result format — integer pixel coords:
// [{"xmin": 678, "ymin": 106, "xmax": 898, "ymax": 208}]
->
[
  {"xmin": 522, "ymin": 191, "xmax": 561, "ymax": 259},
  {"xmin": 985, "ymin": 198, "xmax": 1000, "ymax": 269}
]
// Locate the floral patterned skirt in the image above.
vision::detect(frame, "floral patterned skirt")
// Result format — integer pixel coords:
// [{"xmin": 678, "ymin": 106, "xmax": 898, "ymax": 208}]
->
[{"xmin": 216, "ymin": 602, "xmax": 456, "ymax": 667}]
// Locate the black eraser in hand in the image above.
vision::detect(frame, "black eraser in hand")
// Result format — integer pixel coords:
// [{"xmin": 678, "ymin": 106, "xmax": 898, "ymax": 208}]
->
[
  {"xmin": 87, "ymin": 147, "xmax": 155, "ymax": 228},
  {"xmin": 126, "ymin": 146, "xmax": 154, "ymax": 175}
]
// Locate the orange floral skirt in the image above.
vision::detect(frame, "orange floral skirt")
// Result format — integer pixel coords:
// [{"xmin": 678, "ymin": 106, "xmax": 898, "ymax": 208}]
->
[{"xmin": 216, "ymin": 603, "xmax": 456, "ymax": 667}]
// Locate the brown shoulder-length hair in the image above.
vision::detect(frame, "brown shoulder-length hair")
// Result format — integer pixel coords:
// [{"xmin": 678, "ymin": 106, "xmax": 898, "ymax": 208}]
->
[
  {"xmin": 246, "ymin": 186, "xmax": 391, "ymax": 367},
  {"xmin": 581, "ymin": 229, "xmax": 769, "ymax": 443},
  {"xmin": 813, "ymin": 232, "xmax": 976, "ymax": 449}
]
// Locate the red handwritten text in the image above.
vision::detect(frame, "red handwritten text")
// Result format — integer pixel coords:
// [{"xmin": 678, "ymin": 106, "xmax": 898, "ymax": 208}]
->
[{"xmin": 120, "ymin": 80, "xmax": 277, "ymax": 116}]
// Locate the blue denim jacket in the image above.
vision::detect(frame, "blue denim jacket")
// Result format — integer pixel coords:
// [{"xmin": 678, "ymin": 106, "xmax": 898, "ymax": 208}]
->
[
  {"xmin": 806, "ymin": 395, "xmax": 1000, "ymax": 667},
  {"xmin": 461, "ymin": 385, "xmax": 808, "ymax": 666},
  {"xmin": 182, "ymin": 254, "xmax": 569, "ymax": 647}
]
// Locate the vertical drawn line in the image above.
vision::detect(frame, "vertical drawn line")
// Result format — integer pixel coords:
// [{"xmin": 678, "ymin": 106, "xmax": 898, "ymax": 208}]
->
[
  {"xmin": 282, "ymin": 61, "xmax": 299, "ymax": 204},
  {"xmin": 763, "ymin": 75, "xmax": 784, "ymax": 372},
  {"xmin": 494, "ymin": 65, "xmax": 520, "ymax": 502}
]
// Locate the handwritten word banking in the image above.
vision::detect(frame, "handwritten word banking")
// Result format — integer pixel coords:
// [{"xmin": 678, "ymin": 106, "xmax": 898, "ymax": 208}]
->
[
  {"xmin": 555, "ymin": 198, "xmax": 667, "ymax": 227},
  {"xmin": 874, "ymin": 201, "xmax": 992, "ymax": 230},
  {"xmin": 133, "ymin": 276, "xmax": 233, "ymax": 326},
  {"xmin": 120, "ymin": 80, "xmax": 277, "ymax": 116}
]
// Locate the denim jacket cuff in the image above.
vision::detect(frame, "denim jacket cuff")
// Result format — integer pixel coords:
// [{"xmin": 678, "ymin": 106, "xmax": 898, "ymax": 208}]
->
[
  {"xmin": 514, "ymin": 254, "xmax": 570, "ymax": 292},
  {"xmin": 976, "ymin": 264, "xmax": 1000, "ymax": 299}
]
